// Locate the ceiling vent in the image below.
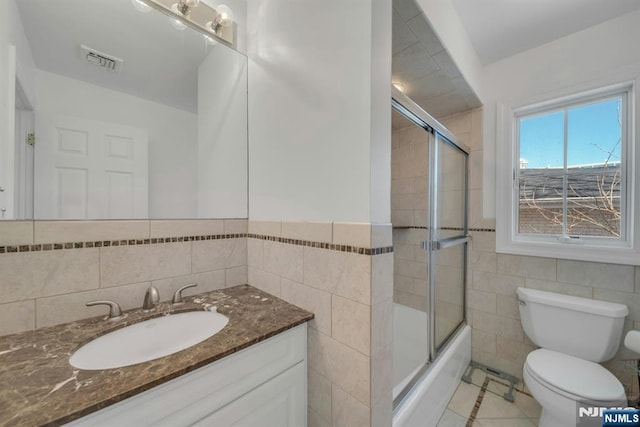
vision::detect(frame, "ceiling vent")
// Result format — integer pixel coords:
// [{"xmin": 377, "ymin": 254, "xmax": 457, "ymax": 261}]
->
[{"xmin": 80, "ymin": 45, "xmax": 123, "ymax": 72}]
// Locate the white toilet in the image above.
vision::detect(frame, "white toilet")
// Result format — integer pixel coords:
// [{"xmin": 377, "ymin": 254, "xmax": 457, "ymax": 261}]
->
[{"xmin": 517, "ymin": 287, "xmax": 629, "ymax": 427}]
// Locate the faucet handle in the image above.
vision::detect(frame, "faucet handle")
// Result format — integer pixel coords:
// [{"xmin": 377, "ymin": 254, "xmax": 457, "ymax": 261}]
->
[
  {"xmin": 172, "ymin": 283, "xmax": 198, "ymax": 304},
  {"xmin": 86, "ymin": 300, "xmax": 123, "ymax": 320}
]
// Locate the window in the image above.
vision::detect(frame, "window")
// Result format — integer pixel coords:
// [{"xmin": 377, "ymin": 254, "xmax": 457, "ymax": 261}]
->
[
  {"xmin": 496, "ymin": 82, "xmax": 638, "ymax": 265},
  {"xmin": 518, "ymin": 93, "xmax": 625, "ymax": 239}
]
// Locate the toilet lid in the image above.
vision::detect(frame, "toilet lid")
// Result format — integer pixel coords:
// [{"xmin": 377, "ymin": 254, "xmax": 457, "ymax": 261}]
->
[{"xmin": 525, "ymin": 349, "xmax": 624, "ymax": 401}]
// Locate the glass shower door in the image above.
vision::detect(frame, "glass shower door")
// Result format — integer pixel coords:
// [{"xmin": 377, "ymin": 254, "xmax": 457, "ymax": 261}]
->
[
  {"xmin": 429, "ymin": 132, "xmax": 468, "ymax": 355},
  {"xmin": 390, "ymin": 108, "xmax": 431, "ymax": 400},
  {"xmin": 391, "ymin": 90, "xmax": 470, "ymax": 410}
]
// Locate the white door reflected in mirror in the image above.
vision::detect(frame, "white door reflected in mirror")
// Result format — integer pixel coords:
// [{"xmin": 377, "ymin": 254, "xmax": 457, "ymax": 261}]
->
[{"xmin": 34, "ymin": 114, "xmax": 148, "ymax": 219}]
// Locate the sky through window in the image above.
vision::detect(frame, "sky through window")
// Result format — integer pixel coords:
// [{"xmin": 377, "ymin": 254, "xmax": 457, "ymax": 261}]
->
[{"xmin": 519, "ymin": 98, "xmax": 622, "ymax": 168}]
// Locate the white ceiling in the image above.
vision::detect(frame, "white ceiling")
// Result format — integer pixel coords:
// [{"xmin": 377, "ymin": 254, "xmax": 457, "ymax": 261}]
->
[
  {"xmin": 452, "ymin": 0, "xmax": 640, "ymax": 65},
  {"xmin": 17, "ymin": 0, "xmax": 244, "ymax": 113}
]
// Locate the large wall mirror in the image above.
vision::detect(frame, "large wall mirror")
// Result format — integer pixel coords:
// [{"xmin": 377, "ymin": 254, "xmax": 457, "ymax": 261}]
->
[{"xmin": 1, "ymin": 0, "xmax": 247, "ymax": 221}]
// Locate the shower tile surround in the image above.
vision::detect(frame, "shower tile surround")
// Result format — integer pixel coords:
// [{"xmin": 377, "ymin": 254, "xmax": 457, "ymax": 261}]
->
[{"xmin": 0, "ymin": 219, "xmax": 394, "ymax": 427}]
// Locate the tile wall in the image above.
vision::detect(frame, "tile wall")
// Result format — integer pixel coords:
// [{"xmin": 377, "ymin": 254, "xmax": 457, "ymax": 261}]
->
[
  {"xmin": 440, "ymin": 108, "xmax": 640, "ymax": 397},
  {"xmin": 0, "ymin": 219, "xmax": 248, "ymax": 336},
  {"xmin": 246, "ymin": 220, "xmax": 394, "ymax": 427}
]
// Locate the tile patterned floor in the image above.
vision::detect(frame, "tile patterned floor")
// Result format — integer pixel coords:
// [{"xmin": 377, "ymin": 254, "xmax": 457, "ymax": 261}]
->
[{"xmin": 437, "ymin": 367, "xmax": 542, "ymax": 427}]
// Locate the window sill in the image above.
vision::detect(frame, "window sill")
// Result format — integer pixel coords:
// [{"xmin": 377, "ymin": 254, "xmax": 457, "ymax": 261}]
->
[{"xmin": 495, "ymin": 234, "xmax": 640, "ymax": 266}]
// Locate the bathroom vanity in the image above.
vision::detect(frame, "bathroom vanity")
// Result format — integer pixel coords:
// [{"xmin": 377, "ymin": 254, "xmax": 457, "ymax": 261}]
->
[{"xmin": 0, "ymin": 285, "xmax": 313, "ymax": 426}]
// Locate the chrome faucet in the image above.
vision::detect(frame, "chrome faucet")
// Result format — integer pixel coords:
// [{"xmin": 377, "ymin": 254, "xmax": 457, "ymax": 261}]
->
[
  {"xmin": 172, "ymin": 283, "xmax": 198, "ymax": 304},
  {"xmin": 142, "ymin": 285, "xmax": 160, "ymax": 310}
]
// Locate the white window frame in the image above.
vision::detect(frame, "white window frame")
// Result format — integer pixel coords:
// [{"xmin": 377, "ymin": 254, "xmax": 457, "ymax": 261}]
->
[{"xmin": 496, "ymin": 81, "xmax": 639, "ymax": 265}]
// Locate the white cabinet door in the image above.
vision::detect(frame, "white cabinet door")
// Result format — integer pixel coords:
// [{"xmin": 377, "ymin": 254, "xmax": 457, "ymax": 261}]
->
[
  {"xmin": 193, "ymin": 362, "xmax": 306, "ymax": 427},
  {"xmin": 34, "ymin": 114, "xmax": 148, "ymax": 219}
]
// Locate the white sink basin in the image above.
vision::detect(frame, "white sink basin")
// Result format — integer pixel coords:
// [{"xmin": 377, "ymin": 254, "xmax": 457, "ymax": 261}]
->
[{"xmin": 69, "ymin": 310, "xmax": 229, "ymax": 370}]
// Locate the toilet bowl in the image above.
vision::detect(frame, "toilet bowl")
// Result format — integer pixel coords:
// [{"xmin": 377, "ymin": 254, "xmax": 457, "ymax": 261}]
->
[
  {"xmin": 516, "ymin": 288, "xmax": 629, "ymax": 427},
  {"xmin": 523, "ymin": 349, "xmax": 626, "ymax": 427}
]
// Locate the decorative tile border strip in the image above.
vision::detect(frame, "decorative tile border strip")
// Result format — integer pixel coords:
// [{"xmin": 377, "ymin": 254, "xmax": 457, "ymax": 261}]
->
[
  {"xmin": 393, "ymin": 226, "xmax": 496, "ymax": 232},
  {"xmin": 0, "ymin": 233, "xmax": 394, "ymax": 256},
  {"xmin": 464, "ymin": 373, "xmax": 534, "ymax": 427},
  {"xmin": 0, "ymin": 234, "xmax": 247, "ymax": 254},
  {"xmin": 247, "ymin": 234, "xmax": 393, "ymax": 256},
  {"xmin": 466, "ymin": 376, "xmax": 490, "ymax": 427}
]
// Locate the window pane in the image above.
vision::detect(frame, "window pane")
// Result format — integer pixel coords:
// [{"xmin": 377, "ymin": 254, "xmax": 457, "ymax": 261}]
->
[
  {"xmin": 518, "ymin": 111, "xmax": 565, "ymax": 235},
  {"xmin": 566, "ymin": 99, "xmax": 622, "ymax": 237}
]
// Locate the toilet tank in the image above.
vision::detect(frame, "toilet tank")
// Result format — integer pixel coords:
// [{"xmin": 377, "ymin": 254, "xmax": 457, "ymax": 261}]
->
[{"xmin": 517, "ymin": 287, "xmax": 628, "ymax": 362}]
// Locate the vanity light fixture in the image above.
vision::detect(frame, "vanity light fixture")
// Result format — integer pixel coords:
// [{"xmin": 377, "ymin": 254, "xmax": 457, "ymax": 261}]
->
[{"xmin": 132, "ymin": 0, "xmax": 235, "ymax": 46}]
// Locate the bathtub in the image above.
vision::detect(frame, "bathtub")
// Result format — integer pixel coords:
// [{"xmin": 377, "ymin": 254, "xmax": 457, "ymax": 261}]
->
[{"xmin": 392, "ymin": 303, "xmax": 471, "ymax": 427}]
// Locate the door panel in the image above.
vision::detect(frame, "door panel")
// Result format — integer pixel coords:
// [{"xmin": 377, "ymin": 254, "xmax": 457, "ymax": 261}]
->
[
  {"xmin": 57, "ymin": 167, "xmax": 88, "ymax": 219},
  {"xmin": 430, "ymin": 133, "xmax": 468, "ymax": 356},
  {"xmin": 391, "ymin": 108, "xmax": 431, "ymax": 400},
  {"xmin": 35, "ymin": 114, "xmax": 148, "ymax": 219}
]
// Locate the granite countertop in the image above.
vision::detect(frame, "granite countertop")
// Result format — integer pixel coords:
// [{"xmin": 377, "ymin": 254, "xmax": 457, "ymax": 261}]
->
[{"xmin": 0, "ymin": 285, "xmax": 313, "ymax": 426}]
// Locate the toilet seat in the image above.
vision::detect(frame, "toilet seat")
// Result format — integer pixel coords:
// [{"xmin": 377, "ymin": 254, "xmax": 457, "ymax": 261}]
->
[{"xmin": 525, "ymin": 349, "xmax": 625, "ymax": 402}]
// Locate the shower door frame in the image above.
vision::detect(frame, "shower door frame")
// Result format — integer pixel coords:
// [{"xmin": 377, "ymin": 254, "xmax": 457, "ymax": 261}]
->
[{"xmin": 391, "ymin": 86, "xmax": 470, "ymax": 410}]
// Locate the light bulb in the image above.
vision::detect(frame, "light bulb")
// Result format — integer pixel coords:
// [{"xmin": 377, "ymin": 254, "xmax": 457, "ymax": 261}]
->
[
  {"xmin": 215, "ymin": 5, "xmax": 234, "ymax": 28},
  {"xmin": 393, "ymin": 82, "xmax": 405, "ymax": 93},
  {"xmin": 173, "ymin": 0, "xmax": 199, "ymax": 17},
  {"xmin": 131, "ymin": 0, "xmax": 151, "ymax": 13},
  {"xmin": 206, "ymin": 4, "xmax": 234, "ymax": 34}
]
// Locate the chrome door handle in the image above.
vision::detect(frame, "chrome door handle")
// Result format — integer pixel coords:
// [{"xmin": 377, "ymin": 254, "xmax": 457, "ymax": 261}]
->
[{"xmin": 422, "ymin": 235, "xmax": 471, "ymax": 251}]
